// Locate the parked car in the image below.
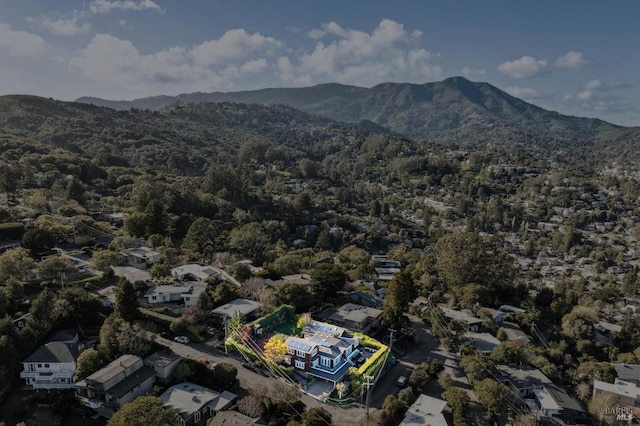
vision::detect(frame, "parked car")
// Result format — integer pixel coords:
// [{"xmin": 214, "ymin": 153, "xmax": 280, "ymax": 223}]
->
[
  {"xmin": 174, "ymin": 336, "xmax": 190, "ymax": 344},
  {"xmin": 396, "ymin": 375, "xmax": 408, "ymax": 387}
]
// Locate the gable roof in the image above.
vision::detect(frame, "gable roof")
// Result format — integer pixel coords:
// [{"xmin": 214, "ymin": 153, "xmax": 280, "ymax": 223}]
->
[
  {"xmin": 400, "ymin": 394, "xmax": 448, "ymax": 426},
  {"xmin": 24, "ymin": 342, "xmax": 78, "ymax": 364},
  {"xmin": 496, "ymin": 364, "xmax": 552, "ymax": 389},
  {"xmin": 106, "ymin": 366, "xmax": 155, "ymax": 398},
  {"xmin": 86, "ymin": 354, "xmax": 141, "ymax": 384}
]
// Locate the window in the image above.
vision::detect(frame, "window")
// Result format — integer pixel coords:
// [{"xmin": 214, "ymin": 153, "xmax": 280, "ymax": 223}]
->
[
  {"xmin": 194, "ymin": 411, "xmax": 201, "ymax": 423},
  {"xmin": 44, "ymin": 364, "xmax": 50, "ymax": 368},
  {"xmin": 321, "ymin": 357, "xmax": 331, "ymax": 367},
  {"xmin": 37, "ymin": 364, "xmax": 42, "ymax": 368},
  {"xmin": 152, "ymin": 296, "xmax": 157, "ymax": 300},
  {"xmin": 296, "ymin": 350, "xmax": 306, "ymax": 357},
  {"xmin": 295, "ymin": 360, "xmax": 305, "ymax": 369},
  {"xmin": 203, "ymin": 407, "xmax": 208, "ymax": 415},
  {"xmin": 178, "ymin": 418, "xmax": 186, "ymax": 426}
]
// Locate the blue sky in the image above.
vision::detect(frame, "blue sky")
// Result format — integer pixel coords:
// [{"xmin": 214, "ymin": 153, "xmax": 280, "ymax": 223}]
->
[{"xmin": 1, "ymin": 0, "xmax": 639, "ymax": 126}]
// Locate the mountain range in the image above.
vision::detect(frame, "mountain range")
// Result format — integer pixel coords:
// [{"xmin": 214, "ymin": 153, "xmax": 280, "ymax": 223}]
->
[{"xmin": 76, "ymin": 76, "xmax": 635, "ymax": 148}]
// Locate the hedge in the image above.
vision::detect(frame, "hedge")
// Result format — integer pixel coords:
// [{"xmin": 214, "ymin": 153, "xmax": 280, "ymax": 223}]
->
[
  {"xmin": 248, "ymin": 305, "xmax": 295, "ymax": 334},
  {"xmin": 0, "ymin": 222, "xmax": 25, "ymax": 240}
]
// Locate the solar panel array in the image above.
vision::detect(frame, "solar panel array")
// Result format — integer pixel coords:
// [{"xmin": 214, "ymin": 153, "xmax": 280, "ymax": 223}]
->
[{"xmin": 287, "ymin": 339, "xmax": 312, "ymax": 352}]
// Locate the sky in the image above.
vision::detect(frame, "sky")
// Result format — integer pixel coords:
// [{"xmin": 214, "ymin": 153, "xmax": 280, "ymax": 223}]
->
[{"xmin": 1, "ymin": 0, "xmax": 639, "ymax": 126}]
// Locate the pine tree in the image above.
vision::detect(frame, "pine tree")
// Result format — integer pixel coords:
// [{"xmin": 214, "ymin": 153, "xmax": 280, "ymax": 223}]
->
[{"xmin": 115, "ymin": 277, "xmax": 139, "ymax": 322}]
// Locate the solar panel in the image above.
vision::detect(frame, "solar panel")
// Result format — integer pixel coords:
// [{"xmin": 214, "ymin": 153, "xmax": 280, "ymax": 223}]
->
[{"xmin": 287, "ymin": 339, "xmax": 312, "ymax": 352}]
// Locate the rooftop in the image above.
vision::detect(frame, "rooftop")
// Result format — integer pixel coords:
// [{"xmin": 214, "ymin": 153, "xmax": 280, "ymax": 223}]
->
[
  {"xmin": 496, "ymin": 364, "xmax": 552, "ymax": 389},
  {"xmin": 400, "ymin": 394, "xmax": 448, "ymax": 426},
  {"xmin": 87, "ymin": 354, "xmax": 141, "ymax": 384},
  {"xmin": 211, "ymin": 298, "xmax": 262, "ymax": 319},
  {"xmin": 24, "ymin": 342, "xmax": 78, "ymax": 364},
  {"xmin": 534, "ymin": 384, "xmax": 584, "ymax": 412},
  {"xmin": 106, "ymin": 365, "xmax": 155, "ymax": 398},
  {"xmin": 594, "ymin": 379, "xmax": 640, "ymax": 399},
  {"xmin": 439, "ymin": 307, "xmax": 483, "ymax": 325},
  {"xmin": 172, "ymin": 264, "xmax": 220, "ymax": 281},
  {"xmin": 329, "ymin": 303, "xmax": 382, "ymax": 324},
  {"xmin": 144, "ymin": 351, "xmax": 182, "ymax": 368},
  {"xmin": 161, "ymin": 382, "xmax": 218, "ymax": 418},
  {"xmin": 613, "ymin": 364, "xmax": 640, "ymax": 383}
]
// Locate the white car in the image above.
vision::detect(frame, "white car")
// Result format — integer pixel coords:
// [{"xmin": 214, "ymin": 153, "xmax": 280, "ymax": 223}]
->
[{"xmin": 174, "ymin": 336, "xmax": 190, "ymax": 344}]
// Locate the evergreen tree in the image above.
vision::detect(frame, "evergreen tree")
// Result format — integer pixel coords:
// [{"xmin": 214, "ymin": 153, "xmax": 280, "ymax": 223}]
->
[
  {"xmin": 382, "ymin": 271, "xmax": 417, "ymax": 326},
  {"xmin": 115, "ymin": 277, "xmax": 139, "ymax": 322}
]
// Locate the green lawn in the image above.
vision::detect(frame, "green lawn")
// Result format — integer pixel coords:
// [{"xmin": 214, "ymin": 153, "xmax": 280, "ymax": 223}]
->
[{"xmin": 273, "ymin": 320, "xmax": 301, "ymax": 336}]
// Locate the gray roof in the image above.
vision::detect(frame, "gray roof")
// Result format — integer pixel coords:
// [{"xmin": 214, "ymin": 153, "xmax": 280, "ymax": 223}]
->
[
  {"xmin": 439, "ymin": 307, "xmax": 483, "ymax": 325},
  {"xmin": 24, "ymin": 342, "xmax": 78, "ymax": 364},
  {"xmin": 400, "ymin": 394, "xmax": 448, "ymax": 426},
  {"xmin": 87, "ymin": 354, "xmax": 141, "ymax": 384},
  {"xmin": 535, "ymin": 384, "xmax": 584, "ymax": 412},
  {"xmin": 496, "ymin": 364, "xmax": 552, "ymax": 389},
  {"xmin": 211, "ymin": 298, "xmax": 261, "ymax": 318},
  {"xmin": 613, "ymin": 364, "xmax": 640, "ymax": 383},
  {"xmin": 106, "ymin": 365, "xmax": 155, "ymax": 398},
  {"xmin": 161, "ymin": 382, "xmax": 219, "ymax": 419},
  {"xmin": 329, "ymin": 303, "xmax": 382, "ymax": 324},
  {"xmin": 144, "ymin": 351, "xmax": 182, "ymax": 368},
  {"xmin": 208, "ymin": 411, "xmax": 262, "ymax": 426}
]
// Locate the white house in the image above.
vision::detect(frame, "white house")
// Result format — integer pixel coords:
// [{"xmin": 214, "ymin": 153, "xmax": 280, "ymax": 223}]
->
[
  {"xmin": 20, "ymin": 342, "xmax": 78, "ymax": 389},
  {"xmin": 119, "ymin": 246, "xmax": 161, "ymax": 269},
  {"xmin": 145, "ymin": 283, "xmax": 208, "ymax": 306},
  {"xmin": 161, "ymin": 382, "xmax": 236, "ymax": 426}
]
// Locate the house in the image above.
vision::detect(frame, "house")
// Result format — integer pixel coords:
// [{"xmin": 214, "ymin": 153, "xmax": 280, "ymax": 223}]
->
[
  {"xmin": 439, "ymin": 307, "xmax": 484, "ymax": 332},
  {"xmin": 211, "ymin": 298, "xmax": 262, "ymax": 322},
  {"xmin": 347, "ymin": 291, "xmax": 383, "ymax": 308},
  {"xmin": 144, "ymin": 351, "xmax": 182, "ymax": 384},
  {"xmin": 593, "ymin": 379, "xmax": 640, "ymax": 409},
  {"xmin": 145, "ymin": 283, "xmax": 208, "ymax": 307},
  {"xmin": 161, "ymin": 382, "xmax": 237, "ymax": 426},
  {"xmin": 171, "ymin": 264, "xmax": 221, "ymax": 282},
  {"xmin": 499, "ymin": 321, "xmax": 531, "ymax": 346},
  {"xmin": 284, "ymin": 320, "xmax": 360, "ymax": 384},
  {"xmin": 118, "ymin": 246, "xmax": 161, "ymax": 269},
  {"xmin": 400, "ymin": 394, "xmax": 448, "ymax": 426},
  {"xmin": 12, "ymin": 313, "xmax": 29, "ymax": 329},
  {"xmin": 462, "ymin": 332, "xmax": 500, "ymax": 354},
  {"xmin": 327, "ymin": 303, "xmax": 382, "ymax": 333},
  {"xmin": 497, "ymin": 364, "xmax": 552, "ymax": 398},
  {"xmin": 613, "ymin": 364, "xmax": 640, "ymax": 386},
  {"xmin": 533, "ymin": 384, "xmax": 589, "ymax": 424},
  {"xmin": 208, "ymin": 410, "xmax": 266, "ymax": 426},
  {"xmin": 20, "ymin": 341, "xmax": 78, "ymax": 389},
  {"xmin": 75, "ymin": 354, "xmax": 156, "ymax": 414}
]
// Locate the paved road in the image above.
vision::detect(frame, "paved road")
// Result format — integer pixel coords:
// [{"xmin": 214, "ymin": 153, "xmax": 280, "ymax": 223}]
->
[{"xmin": 150, "ymin": 333, "xmax": 368, "ymax": 425}]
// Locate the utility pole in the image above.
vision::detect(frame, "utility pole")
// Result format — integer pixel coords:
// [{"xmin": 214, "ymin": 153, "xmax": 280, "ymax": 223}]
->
[
  {"xmin": 389, "ymin": 328, "xmax": 395, "ymax": 354},
  {"xmin": 364, "ymin": 374, "xmax": 373, "ymax": 426}
]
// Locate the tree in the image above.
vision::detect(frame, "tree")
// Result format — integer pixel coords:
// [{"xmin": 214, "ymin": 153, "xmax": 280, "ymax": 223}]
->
[
  {"xmin": 237, "ymin": 394, "xmax": 264, "ymax": 418},
  {"xmin": 473, "ymin": 378, "xmax": 512, "ymax": 418},
  {"xmin": 91, "ymin": 250, "xmax": 121, "ymax": 273},
  {"xmin": 211, "ymin": 362, "xmax": 237, "ymax": 388},
  {"xmin": 0, "ymin": 164, "xmax": 20, "ymax": 202},
  {"xmin": 22, "ymin": 227, "xmax": 57, "ymax": 254},
  {"xmin": 37, "ymin": 256, "xmax": 75, "ymax": 282},
  {"xmin": 264, "ymin": 334, "xmax": 288, "ymax": 364},
  {"xmin": 183, "ymin": 218, "xmax": 228, "ymax": 257},
  {"xmin": 301, "ymin": 407, "xmax": 332, "ymax": 426},
  {"xmin": 0, "ymin": 248, "xmax": 33, "ymax": 282},
  {"xmin": 382, "ymin": 271, "xmax": 417, "ymax": 326},
  {"xmin": 66, "ymin": 176, "xmax": 86, "ymax": 204},
  {"xmin": 490, "ymin": 342, "xmax": 523, "ymax": 364},
  {"xmin": 195, "ymin": 290, "xmax": 213, "ymax": 312},
  {"xmin": 562, "ymin": 306, "xmax": 597, "ymax": 341},
  {"xmin": 228, "ymin": 222, "xmax": 270, "ymax": 264},
  {"xmin": 76, "ymin": 348, "xmax": 103, "ymax": 380},
  {"xmin": 382, "ymin": 395, "xmax": 405, "ymax": 421},
  {"xmin": 107, "ymin": 396, "xmax": 178, "ymax": 426},
  {"xmin": 115, "ymin": 277, "xmax": 139, "ymax": 322},
  {"xmin": 212, "ymin": 281, "xmax": 237, "ymax": 306},
  {"xmin": 310, "ymin": 263, "xmax": 346, "ymax": 299},
  {"xmin": 149, "ymin": 262, "xmax": 170, "ymax": 278},
  {"xmin": 27, "ymin": 287, "xmax": 57, "ymax": 339},
  {"xmin": 588, "ymin": 391, "xmax": 618, "ymax": 425},
  {"xmin": 99, "ymin": 315, "xmax": 151, "ymax": 359},
  {"xmin": 0, "ymin": 335, "xmax": 19, "ymax": 402}
]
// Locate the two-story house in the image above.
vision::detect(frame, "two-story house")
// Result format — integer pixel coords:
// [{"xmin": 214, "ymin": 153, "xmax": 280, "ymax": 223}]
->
[
  {"xmin": 20, "ymin": 329, "xmax": 79, "ymax": 390},
  {"xmin": 20, "ymin": 342, "xmax": 78, "ymax": 389},
  {"xmin": 119, "ymin": 246, "xmax": 161, "ymax": 270},
  {"xmin": 75, "ymin": 354, "xmax": 156, "ymax": 414},
  {"xmin": 284, "ymin": 321, "xmax": 359, "ymax": 384}
]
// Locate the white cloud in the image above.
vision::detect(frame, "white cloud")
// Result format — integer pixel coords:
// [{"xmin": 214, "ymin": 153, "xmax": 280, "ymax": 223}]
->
[
  {"xmin": 554, "ymin": 51, "xmax": 586, "ymax": 69},
  {"xmin": 498, "ymin": 56, "xmax": 547, "ymax": 78},
  {"xmin": 585, "ymin": 78, "xmax": 601, "ymax": 90},
  {"xmin": 69, "ymin": 31, "xmax": 277, "ymax": 92},
  {"xmin": 285, "ymin": 19, "xmax": 441, "ymax": 87},
  {"xmin": 0, "ymin": 23, "xmax": 45, "ymax": 56},
  {"xmin": 89, "ymin": 0, "xmax": 162, "ymax": 14},
  {"xmin": 191, "ymin": 29, "xmax": 280, "ymax": 67},
  {"xmin": 505, "ymin": 86, "xmax": 538, "ymax": 99},
  {"xmin": 462, "ymin": 66, "xmax": 486, "ymax": 78},
  {"xmin": 39, "ymin": 12, "xmax": 91, "ymax": 36}
]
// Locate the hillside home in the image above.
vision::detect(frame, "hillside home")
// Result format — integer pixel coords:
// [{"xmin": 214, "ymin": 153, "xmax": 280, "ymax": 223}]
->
[
  {"xmin": 439, "ymin": 306, "xmax": 484, "ymax": 332},
  {"xmin": 161, "ymin": 382, "xmax": 237, "ymax": 426},
  {"xmin": 593, "ymin": 379, "xmax": 640, "ymax": 410},
  {"xmin": 497, "ymin": 364, "xmax": 552, "ymax": 398},
  {"xmin": 284, "ymin": 321, "xmax": 359, "ymax": 384},
  {"xmin": 145, "ymin": 283, "xmax": 207, "ymax": 307},
  {"xmin": 533, "ymin": 384, "xmax": 589, "ymax": 424},
  {"xmin": 171, "ymin": 264, "xmax": 221, "ymax": 282},
  {"xmin": 20, "ymin": 341, "xmax": 78, "ymax": 390},
  {"xmin": 211, "ymin": 298, "xmax": 262, "ymax": 322},
  {"xmin": 75, "ymin": 354, "xmax": 156, "ymax": 413},
  {"xmin": 119, "ymin": 246, "xmax": 161, "ymax": 269},
  {"xmin": 400, "ymin": 394, "xmax": 448, "ymax": 426},
  {"xmin": 327, "ymin": 303, "xmax": 382, "ymax": 333}
]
